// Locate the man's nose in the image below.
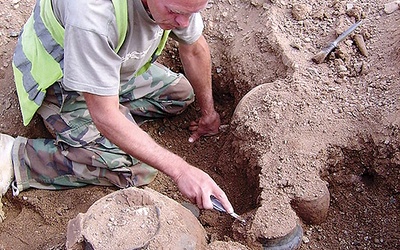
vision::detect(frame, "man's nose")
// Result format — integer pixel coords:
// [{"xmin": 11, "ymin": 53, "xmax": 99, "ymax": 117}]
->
[{"xmin": 175, "ymin": 14, "xmax": 190, "ymax": 28}]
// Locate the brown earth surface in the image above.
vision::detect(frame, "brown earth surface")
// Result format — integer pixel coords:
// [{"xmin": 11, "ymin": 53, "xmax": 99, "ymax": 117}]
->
[{"xmin": 0, "ymin": 0, "xmax": 400, "ymax": 249}]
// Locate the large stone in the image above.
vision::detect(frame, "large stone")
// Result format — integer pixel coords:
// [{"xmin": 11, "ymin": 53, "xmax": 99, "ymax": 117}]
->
[{"xmin": 66, "ymin": 187, "xmax": 207, "ymax": 250}]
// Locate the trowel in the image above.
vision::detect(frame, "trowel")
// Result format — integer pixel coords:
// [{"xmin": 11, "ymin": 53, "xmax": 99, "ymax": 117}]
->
[
  {"xmin": 312, "ymin": 20, "xmax": 363, "ymax": 63},
  {"xmin": 210, "ymin": 195, "xmax": 246, "ymax": 223}
]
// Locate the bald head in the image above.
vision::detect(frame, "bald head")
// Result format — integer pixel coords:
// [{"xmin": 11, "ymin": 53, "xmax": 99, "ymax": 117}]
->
[{"xmin": 144, "ymin": 0, "xmax": 208, "ymax": 29}]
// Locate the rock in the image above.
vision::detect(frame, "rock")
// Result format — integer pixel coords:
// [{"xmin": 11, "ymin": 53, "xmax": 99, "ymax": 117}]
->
[
  {"xmin": 384, "ymin": 1, "xmax": 400, "ymax": 14},
  {"xmin": 312, "ymin": 9, "xmax": 325, "ymax": 20},
  {"xmin": 346, "ymin": 5, "xmax": 362, "ymax": 19},
  {"xmin": 292, "ymin": 4, "xmax": 312, "ymax": 21},
  {"xmin": 353, "ymin": 34, "xmax": 368, "ymax": 57},
  {"xmin": 291, "ymin": 183, "xmax": 330, "ymax": 224},
  {"xmin": 66, "ymin": 187, "xmax": 207, "ymax": 250},
  {"xmin": 250, "ymin": 0, "xmax": 265, "ymax": 8}
]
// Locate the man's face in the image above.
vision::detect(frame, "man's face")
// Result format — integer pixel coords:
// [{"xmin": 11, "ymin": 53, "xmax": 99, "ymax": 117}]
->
[{"xmin": 146, "ymin": 0, "xmax": 208, "ymax": 30}]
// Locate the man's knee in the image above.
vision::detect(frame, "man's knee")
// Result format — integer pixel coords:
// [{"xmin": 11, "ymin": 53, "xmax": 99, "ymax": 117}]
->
[{"xmin": 168, "ymin": 76, "xmax": 194, "ymax": 103}]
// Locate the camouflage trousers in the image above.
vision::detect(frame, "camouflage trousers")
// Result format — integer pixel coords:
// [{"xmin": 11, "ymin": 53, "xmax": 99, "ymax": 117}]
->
[{"xmin": 12, "ymin": 63, "xmax": 194, "ymax": 192}]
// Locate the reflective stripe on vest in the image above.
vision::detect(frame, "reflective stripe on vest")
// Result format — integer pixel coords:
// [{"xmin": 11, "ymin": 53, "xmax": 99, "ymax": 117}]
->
[
  {"xmin": 13, "ymin": 0, "xmax": 65, "ymax": 126},
  {"xmin": 12, "ymin": 0, "xmax": 170, "ymax": 126},
  {"xmin": 135, "ymin": 29, "xmax": 171, "ymax": 76}
]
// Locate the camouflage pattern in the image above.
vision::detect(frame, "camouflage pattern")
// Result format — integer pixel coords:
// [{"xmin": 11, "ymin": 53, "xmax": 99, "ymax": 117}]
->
[{"xmin": 12, "ymin": 63, "xmax": 194, "ymax": 192}]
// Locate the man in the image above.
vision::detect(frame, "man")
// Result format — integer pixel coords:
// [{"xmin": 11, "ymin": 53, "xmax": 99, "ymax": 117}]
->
[{"xmin": 0, "ymin": 0, "xmax": 234, "ymax": 217}]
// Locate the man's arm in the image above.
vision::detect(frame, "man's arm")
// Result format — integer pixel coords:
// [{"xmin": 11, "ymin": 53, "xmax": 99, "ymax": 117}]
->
[
  {"xmin": 178, "ymin": 35, "xmax": 220, "ymax": 143},
  {"xmin": 83, "ymin": 92, "xmax": 233, "ymax": 212}
]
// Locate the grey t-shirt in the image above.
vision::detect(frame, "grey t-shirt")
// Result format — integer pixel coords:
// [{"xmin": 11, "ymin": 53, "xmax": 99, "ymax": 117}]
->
[{"xmin": 51, "ymin": 0, "xmax": 204, "ymax": 95}]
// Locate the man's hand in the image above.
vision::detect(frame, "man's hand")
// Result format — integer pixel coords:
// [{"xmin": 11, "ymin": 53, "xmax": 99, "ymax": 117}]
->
[
  {"xmin": 173, "ymin": 164, "xmax": 233, "ymax": 213},
  {"xmin": 188, "ymin": 110, "xmax": 221, "ymax": 143},
  {"xmin": 179, "ymin": 36, "xmax": 221, "ymax": 142}
]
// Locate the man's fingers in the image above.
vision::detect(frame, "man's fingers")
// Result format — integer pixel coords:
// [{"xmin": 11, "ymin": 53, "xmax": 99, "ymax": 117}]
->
[
  {"xmin": 189, "ymin": 124, "xmax": 198, "ymax": 132},
  {"xmin": 188, "ymin": 118, "xmax": 220, "ymax": 142},
  {"xmin": 189, "ymin": 132, "xmax": 200, "ymax": 143},
  {"xmin": 202, "ymin": 194, "xmax": 214, "ymax": 210},
  {"xmin": 218, "ymin": 195, "xmax": 234, "ymax": 214},
  {"xmin": 196, "ymin": 194, "xmax": 204, "ymax": 209},
  {"xmin": 189, "ymin": 128, "xmax": 220, "ymax": 142}
]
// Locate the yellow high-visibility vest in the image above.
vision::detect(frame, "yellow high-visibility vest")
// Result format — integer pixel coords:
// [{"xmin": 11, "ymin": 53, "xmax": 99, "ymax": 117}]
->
[{"xmin": 12, "ymin": 0, "xmax": 170, "ymax": 125}]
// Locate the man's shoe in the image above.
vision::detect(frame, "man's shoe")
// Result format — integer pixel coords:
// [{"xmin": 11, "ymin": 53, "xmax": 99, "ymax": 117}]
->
[{"xmin": 0, "ymin": 134, "xmax": 15, "ymax": 196}]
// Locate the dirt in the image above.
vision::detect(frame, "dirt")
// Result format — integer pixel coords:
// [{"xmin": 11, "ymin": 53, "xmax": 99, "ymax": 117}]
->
[{"xmin": 0, "ymin": 0, "xmax": 399, "ymax": 249}]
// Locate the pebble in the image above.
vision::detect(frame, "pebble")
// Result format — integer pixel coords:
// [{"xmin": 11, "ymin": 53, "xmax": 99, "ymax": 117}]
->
[
  {"xmin": 384, "ymin": 1, "xmax": 400, "ymax": 14},
  {"xmin": 338, "ymin": 65, "xmax": 347, "ymax": 72},
  {"xmin": 354, "ymin": 62, "xmax": 363, "ymax": 73},
  {"xmin": 291, "ymin": 3, "xmax": 311, "ymax": 21},
  {"xmin": 354, "ymin": 34, "xmax": 368, "ymax": 57},
  {"xmin": 346, "ymin": 3, "xmax": 354, "ymax": 11}
]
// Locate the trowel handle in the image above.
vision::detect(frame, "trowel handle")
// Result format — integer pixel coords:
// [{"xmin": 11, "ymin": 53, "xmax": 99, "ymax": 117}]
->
[
  {"xmin": 210, "ymin": 195, "xmax": 247, "ymax": 223},
  {"xmin": 210, "ymin": 195, "xmax": 227, "ymax": 213}
]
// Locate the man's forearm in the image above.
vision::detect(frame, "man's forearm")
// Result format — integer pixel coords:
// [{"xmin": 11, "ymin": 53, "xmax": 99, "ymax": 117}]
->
[
  {"xmin": 84, "ymin": 93, "xmax": 187, "ymax": 181},
  {"xmin": 179, "ymin": 35, "xmax": 215, "ymax": 115}
]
